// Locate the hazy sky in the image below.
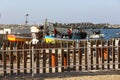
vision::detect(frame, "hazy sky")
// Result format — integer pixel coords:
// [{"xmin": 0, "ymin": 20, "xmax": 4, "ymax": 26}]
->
[{"xmin": 0, "ymin": 0, "xmax": 120, "ymax": 24}]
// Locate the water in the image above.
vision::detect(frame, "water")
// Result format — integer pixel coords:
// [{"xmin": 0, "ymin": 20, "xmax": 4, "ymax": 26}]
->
[
  {"xmin": 102, "ymin": 28, "xmax": 120, "ymax": 39},
  {"xmin": 51, "ymin": 27, "xmax": 120, "ymax": 39},
  {"xmin": 74, "ymin": 28, "xmax": 120, "ymax": 39}
]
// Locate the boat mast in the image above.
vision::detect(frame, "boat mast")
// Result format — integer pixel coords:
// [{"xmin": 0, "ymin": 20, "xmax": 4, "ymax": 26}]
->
[{"xmin": 43, "ymin": 19, "xmax": 47, "ymax": 37}]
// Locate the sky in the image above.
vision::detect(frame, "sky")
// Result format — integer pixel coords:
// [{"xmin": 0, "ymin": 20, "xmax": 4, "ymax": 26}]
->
[{"xmin": 0, "ymin": 0, "xmax": 120, "ymax": 24}]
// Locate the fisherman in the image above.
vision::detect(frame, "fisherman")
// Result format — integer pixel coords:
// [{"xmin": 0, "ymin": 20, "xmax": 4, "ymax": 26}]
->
[
  {"xmin": 79, "ymin": 29, "xmax": 87, "ymax": 39},
  {"xmin": 67, "ymin": 28, "xmax": 72, "ymax": 39},
  {"xmin": 30, "ymin": 26, "xmax": 40, "ymax": 44},
  {"xmin": 53, "ymin": 27, "xmax": 58, "ymax": 37}
]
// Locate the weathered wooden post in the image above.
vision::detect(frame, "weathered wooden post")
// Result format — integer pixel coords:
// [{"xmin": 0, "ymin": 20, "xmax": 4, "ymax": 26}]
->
[
  {"xmin": 62, "ymin": 41, "xmax": 68, "ymax": 70},
  {"xmin": 55, "ymin": 49, "xmax": 58, "ymax": 72},
  {"xmin": 101, "ymin": 40, "xmax": 104, "ymax": 69},
  {"xmin": 43, "ymin": 49, "xmax": 46, "ymax": 73},
  {"xmin": 29, "ymin": 43, "xmax": 32, "ymax": 74},
  {"xmin": 9, "ymin": 42, "xmax": 13, "ymax": 75},
  {"xmin": 16, "ymin": 42, "xmax": 21, "ymax": 75},
  {"xmin": 64, "ymin": 53, "xmax": 67, "ymax": 68},
  {"xmin": 84, "ymin": 40, "xmax": 88, "ymax": 70},
  {"xmin": 2, "ymin": 42, "xmax": 6, "ymax": 76},
  {"xmin": 35, "ymin": 44, "xmax": 40, "ymax": 74},
  {"xmin": 32, "ymin": 45, "xmax": 35, "ymax": 76},
  {"xmin": 96, "ymin": 40, "xmax": 99, "ymax": 69},
  {"xmin": 112, "ymin": 39, "xmax": 115, "ymax": 69},
  {"xmin": 90, "ymin": 40, "xmax": 94, "ymax": 70},
  {"xmin": 78, "ymin": 41, "xmax": 82, "ymax": 71},
  {"xmin": 23, "ymin": 43, "xmax": 27, "ymax": 74},
  {"xmin": 67, "ymin": 41, "xmax": 70, "ymax": 71},
  {"xmin": 61, "ymin": 41, "xmax": 65, "ymax": 72},
  {"xmin": 73, "ymin": 41, "xmax": 76, "ymax": 70},
  {"xmin": 107, "ymin": 40, "xmax": 110, "ymax": 69},
  {"xmin": 118, "ymin": 39, "xmax": 120, "ymax": 68}
]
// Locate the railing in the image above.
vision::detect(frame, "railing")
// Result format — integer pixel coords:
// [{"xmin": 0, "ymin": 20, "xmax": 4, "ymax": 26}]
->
[{"xmin": 0, "ymin": 38, "xmax": 120, "ymax": 76}]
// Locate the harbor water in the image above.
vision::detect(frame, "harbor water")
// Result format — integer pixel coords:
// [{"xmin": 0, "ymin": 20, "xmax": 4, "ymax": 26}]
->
[
  {"xmin": 102, "ymin": 28, "xmax": 120, "ymax": 39},
  {"xmin": 57, "ymin": 28, "xmax": 120, "ymax": 39},
  {"xmin": 84, "ymin": 28, "xmax": 120, "ymax": 39}
]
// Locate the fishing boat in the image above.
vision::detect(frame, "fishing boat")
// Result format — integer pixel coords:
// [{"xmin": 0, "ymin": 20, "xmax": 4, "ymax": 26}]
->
[
  {"xmin": 7, "ymin": 34, "xmax": 32, "ymax": 42},
  {"xmin": 89, "ymin": 34, "xmax": 104, "ymax": 39},
  {"xmin": 44, "ymin": 32, "xmax": 87, "ymax": 44},
  {"xmin": 88, "ymin": 29, "xmax": 104, "ymax": 39},
  {"xmin": 45, "ymin": 35, "xmax": 56, "ymax": 44},
  {"xmin": 116, "ymin": 32, "xmax": 120, "ymax": 35}
]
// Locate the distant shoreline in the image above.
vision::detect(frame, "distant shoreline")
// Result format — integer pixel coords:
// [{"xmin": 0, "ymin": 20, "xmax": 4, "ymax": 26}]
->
[{"xmin": 0, "ymin": 24, "xmax": 120, "ymax": 29}]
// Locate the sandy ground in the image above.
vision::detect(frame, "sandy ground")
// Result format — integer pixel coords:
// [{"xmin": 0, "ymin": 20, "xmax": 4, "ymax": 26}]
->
[
  {"xmin": 46, "ymin": 75, "xmax": 120, "ymax": 80},
  {"xmin": 0, "ymin": 70, "xmax": 120, "ymax": 80}
]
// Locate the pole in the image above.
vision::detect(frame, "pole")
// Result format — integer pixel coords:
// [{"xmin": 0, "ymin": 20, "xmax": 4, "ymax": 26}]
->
[
  {"xmin": 43, "ymin": 19, "xmax": 47, "ymax": 37},
  {"xmin": 32, "ymin": 46, "xmax": 34, "ymax": 76},
  {"xmin": 25, "ymin": 14, "xmax": 29, "ymax": 24}
]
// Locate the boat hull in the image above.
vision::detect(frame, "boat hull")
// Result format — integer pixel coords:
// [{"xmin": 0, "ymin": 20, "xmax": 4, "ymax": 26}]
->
[
  {"xmin": 45, "ymin": 36, "xmax": 56, "ymax": 44},
  {"xmin": 7, "ymin": 35, "xmax": 32, "ymax": 42}
]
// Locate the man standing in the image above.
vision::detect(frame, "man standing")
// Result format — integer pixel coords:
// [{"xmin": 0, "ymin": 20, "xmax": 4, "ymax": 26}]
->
[
  {"xmin": 53, "ymin": 27, "xmax": 58, "ymax": 37},
  {"xmin": 80, "ymin": 29, "xmax": 87, "ymax": 39},
  {"xmin": 67, "ymin": 28, "xmax": 72, "ymax": 39}
]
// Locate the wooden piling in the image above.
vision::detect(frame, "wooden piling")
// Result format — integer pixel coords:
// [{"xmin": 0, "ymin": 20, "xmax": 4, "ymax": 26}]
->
[
  {"xmin": 107, "ymin": 40, "xmax": 110, "ymax": 69},
  {"xmin": 23, "ymin": 43, "xmax": 27, "ymax": 74},
  {"xmin": 55, "ymin": 49, "xmax": 58, "ymax": 72},
  {"xmin": 2, "ymin": 42, "xmax": 7, "ymax": 76},
  {"xmin": 49, "ymin": 49, "xmax": 52, "ymax": 73},
  {"xmin": 118, "ymin": 40, "xmax": 120, "ymax": 68},
  {"xmin": 101, "ymin": 40, "xmax": 104, "ymax": 69},
  {"xmin": 61, "ymin": 41, "xmax": 65, "ymax": 72},
  {"xmin": 9, "ymin": 42, "xmax": 14, "ymax": 75},
  {"xmin": 16, "ymin": 42, "xmax": 20, "ymax": 75},
  {"xmin": 78, "ymin": 41, "xmax": 82, "ymax": 71},
  {"xmin": 90, "ymin": 40, "xmax": 94, "ymax": 70},
  {"xmin": 73, "ymin": 41, "xmax": 76, "ymax": 70},
  {"xmin": 96, "ymin": 40, "xmax": 99, "ymax": 69},
  {"xmin": 29, "ymin": 43, "xmax": 32, "ymax": 74},
  {"xmin": 112, "ymin": 39, "xmax": 115, "ymax": 69},
  {"xmin": 64, "ymin": 53, "xmax": 67, "ymax": 68},
  {"xmin": 43, "ymin": 49, "xmax": 46, "ymax": 73},
  {"xmin": 84, "ymin": 41, "xmax": 88, "ymax": 70}
]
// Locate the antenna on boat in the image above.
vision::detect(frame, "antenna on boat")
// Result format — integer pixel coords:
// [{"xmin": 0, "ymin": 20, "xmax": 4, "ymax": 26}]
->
[{"xmin": 25, "ymin": 13, "xmax": 29, "ymax": 24}]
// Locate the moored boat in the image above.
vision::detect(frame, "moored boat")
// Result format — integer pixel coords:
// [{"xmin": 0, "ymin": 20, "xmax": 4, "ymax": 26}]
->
[
  {"xmin": 44, "ymin": 32, "xmax": 87, "ymax": 44},
  {"xmin": 7, "ymin": 34, "xmax": 32, "ymax": 42},
  {"xmin": 89, "ymin": 34, "xmax": 104, "ymax": 39},
  {"xmin": 88, "ymin": 29, "xmax": 105, "ymax": 39}
]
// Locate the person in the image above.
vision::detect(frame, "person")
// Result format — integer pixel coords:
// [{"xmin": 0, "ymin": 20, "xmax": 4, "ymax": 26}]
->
[
  {"xmin": 79, "ymin": 29, "xmax": 87, "ymax": 39},
  {"xmin": 67, "ymin": 28, "xmax": 72, "ymax": 39},
  {"xmin": 53, "ymin": 27, "xmax": 58, "ymax": 37}
]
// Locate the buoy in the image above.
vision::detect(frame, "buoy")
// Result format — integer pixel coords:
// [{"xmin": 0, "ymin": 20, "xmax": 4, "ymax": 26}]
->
[
  {"xmin": 64, "ymin": 54, "xmax": 67, "ymax": 68},
  {"xmin": 104, "ymin": 48, "xmax": 108, "ymax": 60},
  {"xmin": 52, "ymin": 54, "xmax": 56, "ymax": 67}
]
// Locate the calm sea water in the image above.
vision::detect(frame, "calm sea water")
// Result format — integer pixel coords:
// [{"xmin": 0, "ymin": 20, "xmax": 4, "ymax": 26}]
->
[
  {"xmin": 52, "ymin": 27, "xmax": 120, "ymax": 39},
  {"xmin": 101, "ymin": 28, "xmax": 120, "ymax": 39},
  {"xmin": 85, "ymin": 28, "xmax": 120, "ymax": 39},
  {"xmin": 72, "ymin": 28, "xmax": 120, "ymax": 39},
  {"xmin": 73, "ymin": 28, "xmax": 120, "ymax": 39}
]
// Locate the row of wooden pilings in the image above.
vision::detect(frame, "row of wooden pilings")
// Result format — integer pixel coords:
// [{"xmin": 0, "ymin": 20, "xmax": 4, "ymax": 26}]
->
[{"xmin": 0, "ymin": 38, "xmax": 120, "ymax": 76}]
